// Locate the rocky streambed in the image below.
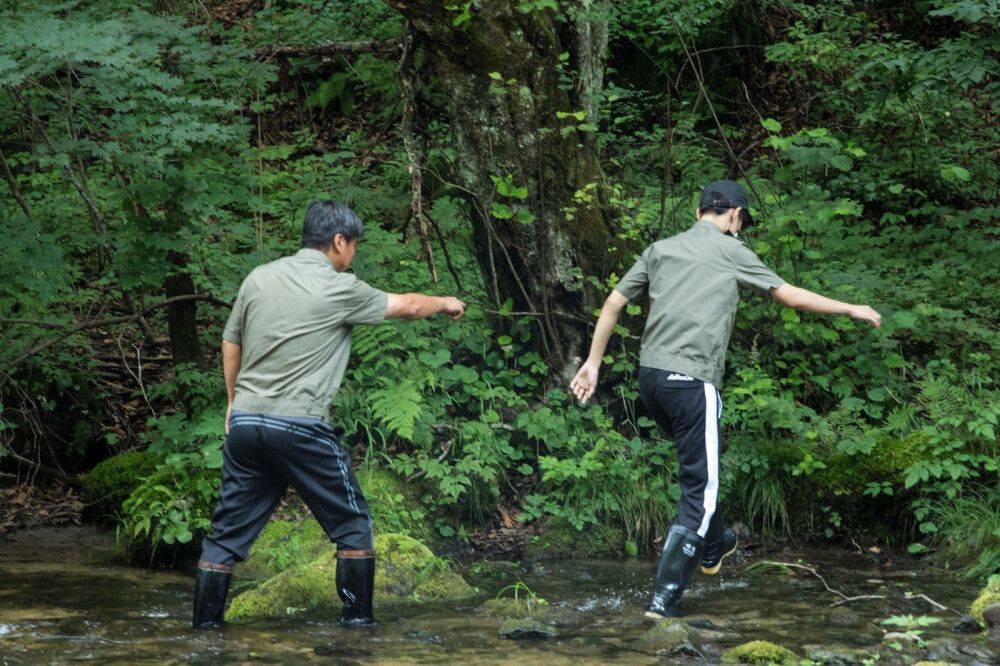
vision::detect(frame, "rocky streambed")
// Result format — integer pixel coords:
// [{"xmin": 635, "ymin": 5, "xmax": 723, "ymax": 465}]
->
[{"xmin": 1, "ymin": 524, "xmax": 998, "ymax": 664}]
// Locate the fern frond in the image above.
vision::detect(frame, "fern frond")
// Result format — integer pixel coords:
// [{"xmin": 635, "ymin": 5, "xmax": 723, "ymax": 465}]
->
[
  {"xmin": 370, "ymin": 379, "xmax": 423, "ymax": 442},
  {"xmin": 353, "ymin": 323, "xmax": 404, "ymax": 365}
]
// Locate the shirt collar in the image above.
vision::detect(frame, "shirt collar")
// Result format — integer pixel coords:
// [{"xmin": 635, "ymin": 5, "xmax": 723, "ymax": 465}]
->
[
  {"xmin": 693, "ymin": 219, "xmax": 724, "ymax": 233},
  {"xmin": 295, "ymin": 248, "xmax": 335, "ymax": 267}
]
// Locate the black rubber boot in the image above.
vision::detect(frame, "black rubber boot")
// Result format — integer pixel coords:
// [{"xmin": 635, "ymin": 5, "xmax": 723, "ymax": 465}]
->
[
  {"xmin": 645, "ymin": 525, "xmax": 704, "ymax": 619},
  {"xmin": 701, "ymin": 527, "xmax": 737, "ymax": 575},
  {"xmin": 336, "ymin": 550, "xmax": 377, "ymax": 627},
  {"xmin": 192, "ymin": 562, "xmax": 233, "ymax": 629}
]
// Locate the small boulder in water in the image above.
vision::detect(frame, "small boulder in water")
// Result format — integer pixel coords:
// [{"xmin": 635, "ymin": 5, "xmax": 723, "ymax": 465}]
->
[
  {"xmin": 720, "ymin": 639, "xmax": 798, "ymax": 664},
  {"xmin": 498, "ymin": 618, "xmax": 556, "ymax": 640},
  {"xmin": 632, "ymin": 618, "xmax": 706, "ymax": 658}
]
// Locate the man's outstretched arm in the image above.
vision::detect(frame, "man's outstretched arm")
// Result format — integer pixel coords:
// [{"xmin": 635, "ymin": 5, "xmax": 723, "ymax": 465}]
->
[
  {"xmin": 770, "ymin": 284, "xmax": 881, "ymax": 328},
  {"xmin": 385, "ymin": 293, "xmax": 466, "ymax": 321},
  {"xmin": 570, "ymin": 290, "xmax": 630, "ymax": 404}
]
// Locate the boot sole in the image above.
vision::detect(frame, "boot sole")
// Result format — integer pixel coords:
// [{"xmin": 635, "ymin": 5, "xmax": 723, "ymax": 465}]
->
[
  {"xmin": 700, "ymin": 541, "xmax": 737, "ymax": 575},
  {"xmin": 644, "ymin": 610, "xmax": 675, "ymax": 620}
]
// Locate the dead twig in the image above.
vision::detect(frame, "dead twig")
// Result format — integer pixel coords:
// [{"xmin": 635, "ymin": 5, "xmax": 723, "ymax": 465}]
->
[{"xmin": 755, "ymin": 560, "xmax": 962, "ymax": 616}]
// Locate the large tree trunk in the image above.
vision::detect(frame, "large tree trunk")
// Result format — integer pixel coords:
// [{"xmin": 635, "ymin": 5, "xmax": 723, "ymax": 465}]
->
[{"xmin": 385, "ymin": 0, "xmax": 617, "ymax": 378}]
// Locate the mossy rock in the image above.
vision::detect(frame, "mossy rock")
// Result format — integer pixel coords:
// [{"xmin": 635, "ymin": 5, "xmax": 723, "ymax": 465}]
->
[
  {"xmin": 236, "ymin": 518, "xmax": 332, "ymax": 582},
  {"xmin": 358, "ymin": 468, "xmax": 436, "ymax": 544},
  {"xmin": 225, "ymin": 532, "xmax": 474, "ymax": 623},
  {"xmin": 81, "ymin": 451, "xmax": 162, "ymax": 521},
  {"xmin": 480, "ymin": 596, "xmax": 551, "ymax": 622},
  {"xmin": 720, "ymin": 640, "xmax": 799, "ymax": 664},
  {"xmin": 969, "ymin": 574, "xmax": 1000, "ymax": 627},
  {"xmin": 633, "ymin": 618, "xmax": 705, "ymax": 657},
  {"xmin": 235, "ymin": 469, "xmax": 438, "ymax": 582},
  {"xmin": 467, "ymin": 559, "xmax": 521, "ymax": 580},
  {"xmin": 523, "ymin": 516, "xmax": 624, "ymax": 560}
]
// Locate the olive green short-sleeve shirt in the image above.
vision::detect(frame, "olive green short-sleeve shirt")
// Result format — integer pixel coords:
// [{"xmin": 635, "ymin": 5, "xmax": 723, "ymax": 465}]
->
[
  {"xmin": 223, "ymin": 248, "xmax": 388, "ymax": 420},
  {"xmin": 615, "ymin": 220, "xmax": 785, "ymax": 387}
]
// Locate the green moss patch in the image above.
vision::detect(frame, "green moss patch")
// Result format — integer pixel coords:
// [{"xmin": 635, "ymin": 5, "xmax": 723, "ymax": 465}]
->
[
  {"xmin": 969, "ymin": 574, "xmax": 1000, "ymax": 626},
  {"xmin": 721, "ymin": 640, "xmax": 799, "ymax": 664},
  {"xmin": 359, "ymin": 469, "xmax": 435, "ymax": 544},
  {"xmin": 236, "ymin": 518, "xmax": 331, "ymax": 582},
  {"xmin": 523, "ymin": 516, "xmax": 624, "ymax": 560},
  {"xmin": 81, "ymin": 451, "xmax": 162, "ymax": 520},
  {"xmin": 226, "ymin": 533, "xmax": 474, "ymax": 623}
]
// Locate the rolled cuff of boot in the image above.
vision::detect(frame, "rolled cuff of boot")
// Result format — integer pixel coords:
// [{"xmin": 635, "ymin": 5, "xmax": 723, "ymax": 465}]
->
[
  {"xmin": 336, "ymin": 550, "xmax": 376, "ymax": 558},
  {"xmin": 198, "ymin": 560, "xmax": 234, "ymax": 573}
]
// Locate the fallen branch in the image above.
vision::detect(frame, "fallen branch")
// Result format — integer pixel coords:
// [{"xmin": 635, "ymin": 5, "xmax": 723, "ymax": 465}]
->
[
  {"xmin": 3, "ymin": 449, "xmax": 82, "ymax": 488},
  {"xmin": 752, "ymin": 560, "xmax": 962, "ymax": 616},
  {"xmin": 0, "ymin": 294, "xmax": 232, "ymax": 386},
  {"xmin": 261, "ymin": 36, "xmax": 403, "ymax": 59}
]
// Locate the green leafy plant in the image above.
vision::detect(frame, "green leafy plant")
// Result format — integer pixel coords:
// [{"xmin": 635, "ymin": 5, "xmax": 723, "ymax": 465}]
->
[
  {"xmin": 494, "ymin": 580, "xmax": 548, "ymax": 618},
  {"xmin": 880, "ymin": 614, "xmax": 942, "ymax": 647}
]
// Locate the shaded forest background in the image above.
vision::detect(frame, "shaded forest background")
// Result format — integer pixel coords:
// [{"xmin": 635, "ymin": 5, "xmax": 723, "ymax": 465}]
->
[{"xmin": 1, "ymin": 0, "xmax": 998, "ymax": 575}]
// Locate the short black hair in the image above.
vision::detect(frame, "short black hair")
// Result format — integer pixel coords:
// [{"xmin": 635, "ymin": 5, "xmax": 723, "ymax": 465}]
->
[
  {"xmin": 698, "ymin": 191, "xmax": 733, "ymax": 217},
  {"xmin": 301, "ymin": 200, "xmax": 365, "ymax": 249},
  {"xmin": 697, "ymin": 194, "xmax": 754, "ymax": 228}
]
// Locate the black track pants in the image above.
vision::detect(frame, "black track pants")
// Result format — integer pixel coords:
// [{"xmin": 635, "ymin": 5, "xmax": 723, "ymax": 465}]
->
[
  {"xmin": 199, "ymin": 412, "xmax": 373, "ymax": 567},
  {"xmin": 638, "ymin": 367, "xmax": 722, "ymax": 540}
]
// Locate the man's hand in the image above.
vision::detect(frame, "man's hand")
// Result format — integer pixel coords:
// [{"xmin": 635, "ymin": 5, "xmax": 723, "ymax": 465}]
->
[
  {"xmin": 849, "ymin": 305, "xmax": 882, "ymax": 328},
  {"xmin": 570, "ymin": 361, "xmax": 600, "ymax": 404},
  {"xmin": 441, "ymin": 296, "xmax": 466, "ymax": 320},
  {"xmin": 225, "ymin": 404, "xmax": 233, "ymax": 435}
]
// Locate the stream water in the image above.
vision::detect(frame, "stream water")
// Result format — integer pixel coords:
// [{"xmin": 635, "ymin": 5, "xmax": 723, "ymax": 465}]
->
[{"xmin": 0, "ymin": 525, "xmax": 994, "ymax": 664}]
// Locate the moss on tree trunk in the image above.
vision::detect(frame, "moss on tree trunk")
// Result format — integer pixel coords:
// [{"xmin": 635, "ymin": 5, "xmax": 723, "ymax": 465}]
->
[{"xmin": 386, "ymin": 0, "xmax": 619, "ymax": 377}]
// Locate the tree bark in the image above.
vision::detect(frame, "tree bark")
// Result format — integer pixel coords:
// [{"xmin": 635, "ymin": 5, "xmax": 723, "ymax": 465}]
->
[
  {"xmin": 163, "ymin": 250, "xmax": 203, "ymax": 367},
  {"xmin": 383, "ymin": 0, "xmax": 617, "ymax": 378}
]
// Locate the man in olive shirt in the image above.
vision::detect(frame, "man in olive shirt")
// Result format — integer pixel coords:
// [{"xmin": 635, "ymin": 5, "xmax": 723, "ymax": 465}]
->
[
  {"xmin": 570, "ymin": 180, "xmax": 881, "ymax": 619},
  {"xmin": 193, "ymin": 199, "xmax": 465, "ymax": 629}
]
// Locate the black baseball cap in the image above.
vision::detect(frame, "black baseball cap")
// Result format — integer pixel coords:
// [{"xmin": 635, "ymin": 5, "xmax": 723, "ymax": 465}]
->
[{"xmin": 699, "ymin": 179, "xmax": 754, "ymax": 226}]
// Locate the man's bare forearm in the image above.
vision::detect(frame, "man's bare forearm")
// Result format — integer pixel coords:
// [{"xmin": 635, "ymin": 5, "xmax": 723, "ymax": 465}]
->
[{"xmin": 222, "ymin": 339, "xmax": 242, "ymax": 404}]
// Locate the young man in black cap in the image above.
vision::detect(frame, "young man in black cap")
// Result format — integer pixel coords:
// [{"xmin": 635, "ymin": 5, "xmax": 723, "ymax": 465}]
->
[
  {"xmin": 570, "ymin": 179, "xmax": 881, "ymax": 619},
  {"xmin": 193, "ymin": 199, "xmax": 465, "ymax": 629}
]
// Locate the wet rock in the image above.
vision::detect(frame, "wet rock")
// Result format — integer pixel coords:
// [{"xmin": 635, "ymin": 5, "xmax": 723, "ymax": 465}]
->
[
  {"xmin": 982, "ymin": 602, "xmax": 1000, "ymax": 629},
  {"xmin": 226, "ymin": 533, "xmax": 474, "ymax": 622},
  {"xmin": 803, "ymin": 645, "xmax": 875, "ymax": 665},
  {"xmin": 925, "ymin": 639, "xmax": 997, "ymax": 665},
  {"xmin": 828, "ymin": 605, "xmax": 862, "ymax": 627},
  {"xmin": 313, "ymin": 641, "xmax": 371, "ymax": 658},
  {"xmin": 54, "ymin": 618, "xmax": 90, "ymax": 636},
  {"xmin": 632, "ymin": 618, "xmax": 706, "ymax": 659},
  {"xmin": 686, "ymin": 618, "xmax": 721, "ymax": 631},
  {"xmin": 882, "ymin": 631, "xmax": 922, "ymax": 645},
  {"xmin": 498, "ymin": 618, "xmax": 556, "ymax": 640},
  {"xmin": 682, "ymin": 617, "xmax": 726, "ymax": 641},
  {"xmin": 404, "ymin": 630, "xmax": 443, "ymax": 644},
  {"xmin": 952, "ymin": 614, "xmax": 980, "ymax": 634},
  {"xmin": 720, "ymin": 639, "xmax": 798, "ymax": 664}
]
